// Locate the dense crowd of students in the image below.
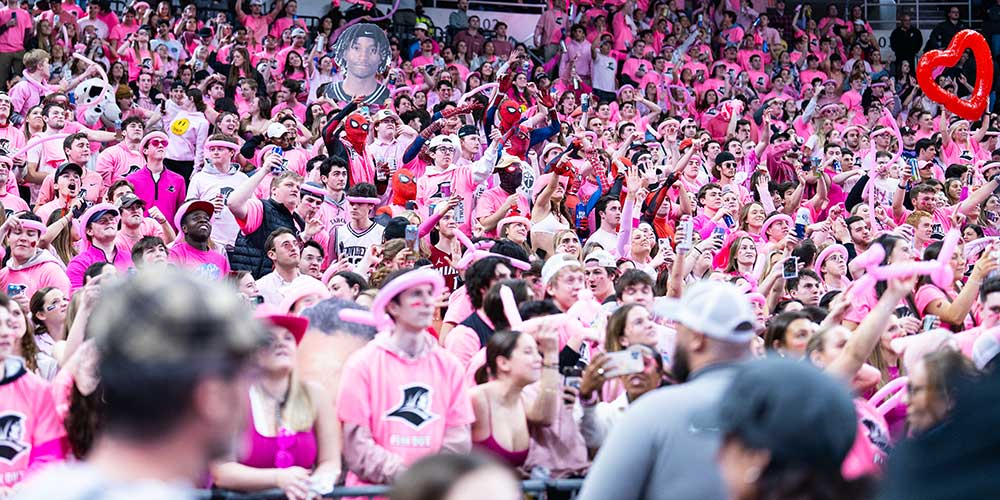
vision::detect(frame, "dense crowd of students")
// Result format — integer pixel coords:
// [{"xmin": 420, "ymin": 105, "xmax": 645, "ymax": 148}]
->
[{"xmin": 0, "ymin": 0, "xmax": 999, "ymax": 499}]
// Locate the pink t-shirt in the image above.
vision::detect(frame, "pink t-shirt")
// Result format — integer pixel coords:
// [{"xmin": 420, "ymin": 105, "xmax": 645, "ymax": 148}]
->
[
  {"xmin": 0, "ymin": 8, "xmax": 32, "ymax": 52},
  {"xmin": 116, "ymin": 218, "xmax": 164, "ymax": 251},
  {"xmin": 168, "ymin": 240, "xmax": 231, "ymax": 280},
  {"xmin": 95, "ymin": 143, "xmax": 145, "ymax": 188},
  {"xmin": 442, "ymin": 285, "xmax": 473, "ymax": 326},
  {"xmin": 336, "ymin": 332, "xmax": 475, "ymax": 486},
  {"xmin": 914, "ymin": 284, "xmax": 976, "ymax": 330},
  {"xmin": 0, "ymin": 364, "xmax": 67, "ymax": 488}
]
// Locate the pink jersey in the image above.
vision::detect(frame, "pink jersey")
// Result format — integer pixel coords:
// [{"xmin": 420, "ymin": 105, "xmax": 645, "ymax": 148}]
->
[
  {"xmin": 168, "ymin": 240, "xmax": 231, "ymax": 280},
  {"xmin": 337, "ymin": 332, "xmax": 474, "ymax": 486},
  {"xmin": 0, "ymin": 360, "xmax": 66, "ymax": 488}
]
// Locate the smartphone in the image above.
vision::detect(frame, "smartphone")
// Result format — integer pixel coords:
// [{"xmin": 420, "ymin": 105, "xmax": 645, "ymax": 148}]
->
[
  {"xmin": 832, "ymin": 159, "xmax": 842, "ymax": 173},
  {"xmin": 561, "ymin": 366, "xmax": 583, "ymax": 388},
  {"xmin": 404, "ymin": 224, "xmax": 419, "ymax": 253},
  {"xmin": 658, "ymin": 237, "xmax": 671, "ymax": 249},
  {"xmin": 782, "ymin": 256, "xmax": 799, "ymax": 280},
  {"xmin": 441, "ymin": 182, "xmax": 452, "ymax": 198},
  {"xmin": 795, "ymin": 207, "xmax": 811, "ymax": 239},
  {"xmin": 581, "ymin": 93, "xmax": 590, "ymax": 112},
  {"xmin": 712, "ymin": 226, "xmax": 726, "ymax": 241},
  {"xmin": 722, "ymin": 214, "xmax": 734, "ymax": 228},
  {"xmin": 922, "ymin": 315, "xmax": 938, "ymax": 332},
  {"xmin": 5, "ymin": 284, "xmax": 25, "ymax": 297},
  {"xmin": 602, "ymin": 348, "xmax": 645, "ymax": 378}
]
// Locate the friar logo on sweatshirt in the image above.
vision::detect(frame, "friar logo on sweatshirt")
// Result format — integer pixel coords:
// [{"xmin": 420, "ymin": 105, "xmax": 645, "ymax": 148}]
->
[
  {"xmin": 385, "ymin": 384, "xmax": 438, "ymax": 429},
  {"xmin": 0, "ymin": 412, "xmax": 28, "ymax": 464}
]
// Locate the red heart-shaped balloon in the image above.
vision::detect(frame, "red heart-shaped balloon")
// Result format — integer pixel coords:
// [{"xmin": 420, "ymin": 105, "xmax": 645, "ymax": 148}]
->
[{"xmin": 916, "ymin": 30, "xmax": 994, "ymax": 121}]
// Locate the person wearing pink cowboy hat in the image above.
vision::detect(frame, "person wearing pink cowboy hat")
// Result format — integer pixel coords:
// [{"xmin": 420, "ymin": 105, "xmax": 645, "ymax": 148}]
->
[{"xmin": 336, "ymin": 268, "xmax": 475, "ymax": 488}]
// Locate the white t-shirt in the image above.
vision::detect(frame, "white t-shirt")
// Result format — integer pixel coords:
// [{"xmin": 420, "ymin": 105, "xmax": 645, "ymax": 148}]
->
[{"xmin": 593, "ymin": 52, "xmax": 617, "ymax": 93}]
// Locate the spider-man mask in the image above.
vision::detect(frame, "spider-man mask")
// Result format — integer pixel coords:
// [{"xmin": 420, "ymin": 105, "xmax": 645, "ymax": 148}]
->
[
  {"xmin": 345, "ymin": 113, "xmax": 370, "ymax": 152},
  {"xmin": 391, "ymin": 168, "xmax": 417, "ymax": 206},
  {"xmin": 498, "ymin": 99, "xmax": 522, "ymax": 133}
]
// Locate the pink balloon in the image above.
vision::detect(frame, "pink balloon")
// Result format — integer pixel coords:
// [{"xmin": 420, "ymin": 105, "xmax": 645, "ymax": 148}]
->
[
  {"xmin": 499, "ymin": 285, "xmax": 523, "ymax": 329},
  {"xmin": 454, "ymin": 230, "xmax": 474, "ymax": 251},
  {"xmin": 10, "ymin": 133, "xmax": 70, "ymax": 159},
  {"xmin": 868, "ymin": 376, "xmax": 908, "ymax": 409},
  {"xmin": 936, "ymin": 229, "xmax": 961, "ymax": 266},
  {"xmin": 458, "ymin": 83, "xmax": 499, "ymax": 105},
  {"xmin": 71, "ymin": 53, "xmax": 110, "ymax": 111},
  {"xmin": 567, "ymin": 289, "xmax": 603, "ymax": 326},
  {"xmin": 853, "ymin": 244, "xmax": 886, "ymax": 271}
]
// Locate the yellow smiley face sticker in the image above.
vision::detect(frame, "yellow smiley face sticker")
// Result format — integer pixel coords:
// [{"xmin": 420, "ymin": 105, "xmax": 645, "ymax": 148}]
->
[{"xmin": 170, "ymin": 117, "xmax": 190, "ymax": 136}]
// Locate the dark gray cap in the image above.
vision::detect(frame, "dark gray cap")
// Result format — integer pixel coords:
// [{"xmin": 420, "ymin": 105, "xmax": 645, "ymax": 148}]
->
[{"xmin": 706, "ymin": 357, "xmax": 856, "ymax": 469}]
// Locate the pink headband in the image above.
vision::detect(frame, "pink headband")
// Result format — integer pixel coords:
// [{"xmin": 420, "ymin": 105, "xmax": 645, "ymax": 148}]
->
[
  {"xmin": 19, "ymin": 220, "xmax": 47, "ymax": 234},
  {"xmin": 346, "ymin": 196, "xmax": 380, "ymax": 205},
  {"xmin": 338, "ymin": 268, "xmax": 445, "ymax": 329},
  {"xmin": 300, "ymin": 183, "xmax": 326, "ymax": 198},
  {"xmin": 747, "ymin": 292, "xmax": 766, "ymax": 305},
  {"xmin": 140, "ymin": 131, "xmax": 168, "ymax": 150},
  {"xmin": 205, "ymin": 140, "xmax": 239, "ymax": 151},
  {"xmin": 870, "ymin": 82, "xmax": 887, "ymax": 89},
  {"xmin": 759, "ymin": 214, "xmax": 792, "ymax": 239},
  {"xmin": 814, "ymin": 244, "xmax": 848, "ymax": 274}
]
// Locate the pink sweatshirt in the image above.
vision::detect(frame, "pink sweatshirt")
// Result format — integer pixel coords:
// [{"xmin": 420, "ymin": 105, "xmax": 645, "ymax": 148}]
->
[
  {"xmin": 0, "ymin": 250, "xmax": 70, "ymax": 299},
  {"xmin": 95, "ymin": 142, "xmax": 145, "ymax": 188}
]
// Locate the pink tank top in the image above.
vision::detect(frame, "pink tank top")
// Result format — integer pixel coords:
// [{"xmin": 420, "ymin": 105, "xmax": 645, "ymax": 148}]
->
[
  {"xmin": 240, "ymin": 398, "xmax": 318, "ymax": 470},
  {"xmin": 473, "ymin": 399, "xmax": 528, "ymax": 468}
]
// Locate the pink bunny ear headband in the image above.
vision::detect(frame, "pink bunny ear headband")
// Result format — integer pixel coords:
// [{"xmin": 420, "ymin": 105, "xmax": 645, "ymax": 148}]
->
[
  {"xmin": 452, "ymin": 230, "xmax": 530, "ymax": 271},
  {"xmin": 338, "ymin": 268, "xmax": 445, "ymax": 330},
  {"xmin": 847, "ymin": 229, "xmax": 960, "ymax": 300}
]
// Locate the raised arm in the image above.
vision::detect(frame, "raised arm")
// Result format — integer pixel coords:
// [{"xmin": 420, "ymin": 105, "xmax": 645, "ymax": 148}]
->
[
  {"xmin": 824, "ymin": 276, "xmax": 913, "ymax": 379},
  {"xmin": 227, "ymin": 153, "xmax": 275, "ymax": 221}
]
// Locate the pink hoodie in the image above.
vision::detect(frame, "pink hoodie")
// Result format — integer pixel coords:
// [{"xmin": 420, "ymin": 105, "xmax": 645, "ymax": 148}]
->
[{"xmin": 0, "ymin": 249, "xmax": 70, "ymax": 298}]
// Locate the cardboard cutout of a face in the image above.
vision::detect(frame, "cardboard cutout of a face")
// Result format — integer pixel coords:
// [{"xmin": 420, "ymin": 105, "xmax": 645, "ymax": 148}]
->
[{"xmin": 326, "ymin": 23, "xmax": 391, "ymax": 106}]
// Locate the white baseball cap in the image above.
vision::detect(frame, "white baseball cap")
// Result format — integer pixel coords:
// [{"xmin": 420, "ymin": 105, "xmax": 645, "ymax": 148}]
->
[
  {"xmin": 428, "ymin": 134, "xmax": 458, "ymax": 151},
  {"xmin": 266, "ymin": 122, "xmax": 290, "ymax": 139},
  {"xmin": 541, "ymin": 253, "xmax": 582, "ymax": 286},
  {"xmin": 654, "ymin": 281, "xmax": 758, "ymax": 343}
]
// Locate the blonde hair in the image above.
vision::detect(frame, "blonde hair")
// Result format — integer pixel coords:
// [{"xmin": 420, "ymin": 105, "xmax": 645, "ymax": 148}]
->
[
  {"xmin": 279, "ymin": 372, "xmax": 316, "ymax": 432},
  {"xmin": 23, "ymin": 49, "xmax": 50, "ymax": 72}
]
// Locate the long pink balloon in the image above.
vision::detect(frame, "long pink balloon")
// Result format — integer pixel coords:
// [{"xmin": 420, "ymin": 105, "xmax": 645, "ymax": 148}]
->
[
  {"xmin": 499, "ymin": 285, "xmax": 523, "ymax": 329},
  {"xmin": 868, "ymin": 376, "xmax": 908, "ymax": 408},
  {"xmin": 458, "ymin": 83, "xmax": 499, "ymax": 105},
  {"xmin": 10, "ymin": 133, "xmax": 70, "ymax": 160},
  {"xmin": 71, "ymin": 53, "xmax": 110, "ymax": 111},
  {"xmin": 862, "ymin": 109, "xmax": 904, "ymax": 230},
  {"xmin": 667, "ymin": 85, "xmax": 692, "ymax": 106}
]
